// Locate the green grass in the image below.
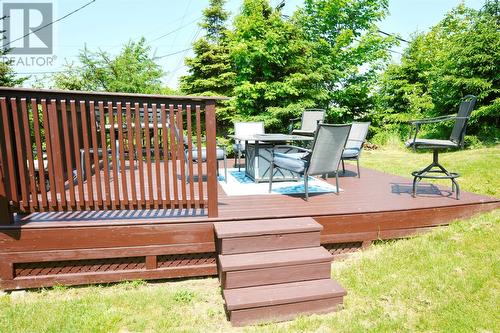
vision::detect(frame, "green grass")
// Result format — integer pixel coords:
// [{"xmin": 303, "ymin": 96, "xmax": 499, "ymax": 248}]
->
[
  {"xmin": 0, "ymin": 147, "xmax": 498, "ymax": 333},
  {"xmin": 360, "ymin": 145, "xmax": 500, "ymax": 197}
]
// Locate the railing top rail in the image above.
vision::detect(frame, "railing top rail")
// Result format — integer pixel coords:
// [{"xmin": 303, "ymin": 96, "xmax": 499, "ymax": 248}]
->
[{"xmin": 0, "ymin": 87, "xmax": 229, "ymax": 106}]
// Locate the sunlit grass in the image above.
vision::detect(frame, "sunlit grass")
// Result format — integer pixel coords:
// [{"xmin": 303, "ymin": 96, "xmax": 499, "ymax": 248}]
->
[{"xmin": 360, "ymin": 145, "xmax": 500, "ymax": 197}]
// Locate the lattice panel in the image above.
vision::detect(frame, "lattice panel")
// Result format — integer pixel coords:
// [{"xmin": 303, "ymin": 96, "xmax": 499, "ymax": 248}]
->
[
  {"xmin": 157, "ymin": 252, "xmax": 216, "ymax": 268},
  {"xmin": 14, "ymin": 257, "xmax": 146, "ymax": 277},
  {"xmin": 324, "ymin": 242, "xmax": 363, "ymax": 256}
]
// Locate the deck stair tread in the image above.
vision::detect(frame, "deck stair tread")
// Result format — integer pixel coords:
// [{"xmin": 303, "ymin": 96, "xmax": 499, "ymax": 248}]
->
[
  {"xmin": 214, "ymin": 217, "xmax": 321, "ymax": 238},
  {"xmin": 219, "ymin": 247, "xmax": 332, "ymax": 272},
  {"xmin": 223, "ymin": 279, "xmax": 346, "ymax": 311}
]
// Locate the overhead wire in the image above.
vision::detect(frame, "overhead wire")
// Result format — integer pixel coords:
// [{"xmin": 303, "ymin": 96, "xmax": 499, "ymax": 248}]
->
[{"xmin": 3, "ymin": 0, "xmax": 96, "ymax": 48}]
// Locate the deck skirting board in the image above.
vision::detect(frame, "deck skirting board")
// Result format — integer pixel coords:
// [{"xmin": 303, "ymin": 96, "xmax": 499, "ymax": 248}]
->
[{"xmin": 0, "ymin": 201, "xmax": 497, "ymax": 290}]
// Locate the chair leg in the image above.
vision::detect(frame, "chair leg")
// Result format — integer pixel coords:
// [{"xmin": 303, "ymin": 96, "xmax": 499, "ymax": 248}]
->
[
  {"xmin": 237, "ymin": 150, "xmax": 241, "ymax": 172},
  {"xmin": 268, "ymin": 161, "xmax": 274, "ymax": 193},
  {"xmin": 356, "ymin": 158, "xmax": 360, "ymax": 178},
  {"xmin": 335, "ymin": 171, "xmax": 339, "ymax": 195},
  {"xmin": 304, "ymin": 172, "xmax": 309, "ymax": 201},
  {"xmin": 342, "ymin": 160, "xmax": 345, "ymax": 174},
  {"xmin": 224, "ymin": 155, "xmax": 228, "ymax": 182}
]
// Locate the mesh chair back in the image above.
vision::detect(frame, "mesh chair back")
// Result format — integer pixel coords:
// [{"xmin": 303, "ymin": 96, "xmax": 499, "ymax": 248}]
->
[
  {"xmin": 307, "ymin": 124, "xmax": 351, "ymax": 175},
  {"xmin": 300, "ymin": 109, "xmax": 326, "ymax": 133},
  {"xmin": 345, "ymin": 122, "xmax": 370, "ymax": 150},
  {"xmin": 234, "ymin": 121, "xmax": 265, "ymax": 150},
  {"xmin": 450, "ymin": 95, "xmax": 477, "ymax": 146}
]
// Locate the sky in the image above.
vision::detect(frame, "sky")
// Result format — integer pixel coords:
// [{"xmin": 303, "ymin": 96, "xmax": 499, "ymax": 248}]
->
[{"xmin": 3, "ymin": 0, "xmax": 485, "ymax": 89}]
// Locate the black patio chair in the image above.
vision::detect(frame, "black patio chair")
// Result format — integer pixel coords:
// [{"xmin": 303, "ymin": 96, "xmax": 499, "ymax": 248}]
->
[
  {"xmin": 405, "ymin": 95, "xmax": 477, "ymax": 199},
  {"xmin": 289, "ymin": 109, "xmax": 326, "ymax": 136},
  {"xmin": 341, "ymin": 122, "xmax": 370, "ymax": 177},
  {"xmin": 269, "ymin": 123, "xmax": 351, "ymax": 201}
]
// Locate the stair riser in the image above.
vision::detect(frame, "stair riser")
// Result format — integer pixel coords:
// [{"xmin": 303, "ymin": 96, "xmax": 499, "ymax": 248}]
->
[
  {"xmin": 217, "ymin": 231, "xmax": 320, "ymax": 255},
  {"xmin": 222, "ymin": 261, "xmax": 331, "ymax": 289},
  {"xmin": 229, "ymin": 296, "xmax": 344, "ymax": 327}
]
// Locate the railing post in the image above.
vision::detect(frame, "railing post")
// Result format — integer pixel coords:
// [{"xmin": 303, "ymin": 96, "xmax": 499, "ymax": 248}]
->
[
  {"xmin": 0, "ymin": 166, "xmax": 13, "ymax": 225},
  {"xmin": 205, "ymin": 100, "xmax": 219, "ymax": 218}
]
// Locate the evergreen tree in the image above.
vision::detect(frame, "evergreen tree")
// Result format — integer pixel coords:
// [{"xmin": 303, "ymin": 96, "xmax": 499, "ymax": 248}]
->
[
  {"xmin": 0, "ymin": 18, "xmax": 27, "ymax": 87},
  {"xmin": 180, "ymin": 0, "xmax": 234, "ymax": 96}
]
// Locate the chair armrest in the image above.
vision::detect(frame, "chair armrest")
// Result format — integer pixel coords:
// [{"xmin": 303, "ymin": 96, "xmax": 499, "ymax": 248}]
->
[
  {"xmin": 288, "ymin": 117, "xmax": 301, "ymax": 133},
  {"xmin": 409, "ymin": 114, "xmax": 457, "ymax": 125},
  {"xmin": 274, "ymin": 145, "xmax": 311, "ymax": 154}
]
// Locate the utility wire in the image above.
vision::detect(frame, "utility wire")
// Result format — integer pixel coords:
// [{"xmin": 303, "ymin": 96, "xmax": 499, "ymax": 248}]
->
[
  {"xmin": 148, "ymin": 15, "xmax": 202, "ymax": 44},
  {"xmin": 377, "ymin": 29, "xmax": 409, "ymax": 43},
  {"xmin": 154, "ymin": 47, "xmax": 193, "ymax": 59},
  {"xmin": 3, "ymin": 0, "xmax": 96, "ymax": 48}
]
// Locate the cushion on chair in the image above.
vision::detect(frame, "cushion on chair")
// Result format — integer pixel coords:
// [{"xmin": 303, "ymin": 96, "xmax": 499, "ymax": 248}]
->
[
  {"xmin": 273, "ymin": 152, "xmax": 307, "ymax": 174},
  {"xmin": 405, "ymin": 138, "xmax": 459, "ymax": 149},
  {"xmin": 232, "ymin": 143, "xmax": 244, "ymax": 152},
  {"xmin": 342, "ymin": 148, "xmax": 360, "ymax": 158},
  {"xmin": 291, "ymin": 129, "xmax": 315, "ymax": 136},
  {"xmin": 191, "ymin": 147, "xmax": 225, "ymax": 161}
]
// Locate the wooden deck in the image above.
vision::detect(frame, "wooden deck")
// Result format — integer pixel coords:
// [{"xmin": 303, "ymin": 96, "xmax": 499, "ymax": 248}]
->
[{"xmin": 0, "ymin": 163, "xmax": 498, "ymax": 290}]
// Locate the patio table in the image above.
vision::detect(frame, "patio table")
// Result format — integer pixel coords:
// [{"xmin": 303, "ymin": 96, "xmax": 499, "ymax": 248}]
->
[{"xmin": 229, "ymin": 133, "xmax": 314, "ymax": 183}]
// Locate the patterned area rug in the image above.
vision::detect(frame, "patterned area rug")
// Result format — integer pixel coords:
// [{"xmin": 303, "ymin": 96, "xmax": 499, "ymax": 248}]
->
[{"xmin": 218, "ymin": 168, "xmax": 341, "ymax": 196}]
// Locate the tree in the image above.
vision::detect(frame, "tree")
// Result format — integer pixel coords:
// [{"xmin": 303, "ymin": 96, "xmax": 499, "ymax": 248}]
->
[
  {"xmin": 180, "ymin": 0, "xmax": 234, "ymax": 96},
  {"xmin": 228, "ymin": 0, "xmax": 327, "ymax": 132},
  {"xmin": 376, "ymin": 2, "xmax": 500, "ymax": 142},
  {"xmin": 0, "ymin": 18, "xmax": 27, "ymax": 87},
  {"xmin": 53, "ymin": 38, "xmax": 164, "ymax": 94},
  {"xmin": 295, "ymin": 0, "xmax": 394, "ymax": 122}
]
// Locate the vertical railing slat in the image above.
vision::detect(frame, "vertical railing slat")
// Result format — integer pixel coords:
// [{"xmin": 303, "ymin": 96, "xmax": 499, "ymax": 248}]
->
[
  {"xmin": 108, "ymin": 101, "xmax": 120, "ymax": 210},
  {"xmin": 80, "ymin": 101, "xmax": 94, "ymax": 209},
  {"xmin": 41, "ymin": 99, "xmax": 57, "ymax": 210},
  {"xmin": 31, "ymin": 99, "xmax": 48, "ymax": 211},
  {"xmin": 152, "ymin": 104, "xmax": 162, "ymax": 209},
  {"xmin": 21, "ymin": 99, "xmax": 38, "ymax": 211},
  {"xmin": 60, "ymin": 100, "xmax": 76, "ymax": 209},
  {"xmin": 168, "ymin": 104, "xmax": 179, "ymax": 208},
  {"xmin": 0, "ymin": 98, "xmax": 18, "ymax": 205},
  {"xmin": 195, "ymin": 105, "xmax": 204, "ymax": 208},
  {"xmin": 89, "ymin": 101, "xmax": 103, "ymax": 208},
  {"xmin": 116, "ymin": 102, "xmax": 128, "ymax": 209},
  {"xmin": 49, "ymin": 100, "xmax": 66, "ymax": 210},
  {"xmin": 125, "ymin": 103, "xmax": 137, "ymax": 208},
  {"xmin": 185, "ymin": 105, "xmax": 196, "ymax": 209},
  {"xmin": 134, "ymin": 102, "xmax": 145, "ymax": 209},
  {"xmin": 11, "ymin": 98, "xmax": 29, "ymax": 211},
  {"xmin": 143, "ymin": 102, "xmax": 153, "ymax": 210},
  {"xmin": 17, "ymin": 98, "xmax": 38, "ymax": 211},
  {"xmin": 177, "ymin": 105, "xmax": 188, "ymax": 208},
  {"xmin": 160, "ymin": 104, "xmax": 171, "ymax": 208},
  {"xmin": 98, "ymin": 102, "xmax": 111, "ymax": 209},
  {"xmin": 70, "ymin": 100, "xmax": 84, "ymax": 210}
]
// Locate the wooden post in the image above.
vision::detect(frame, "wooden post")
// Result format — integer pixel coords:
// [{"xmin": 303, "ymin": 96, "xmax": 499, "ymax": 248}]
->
[
  {"xmin": 0, "ymin": 167, "xmax": 12, "ymax": 225},
  {"xmin": 0, "ymin": 98, "xmax": 13, "ymax": 225},
  {"xmin": 205, "ymin": 100, "xmax": 218, "ymax": 218}
]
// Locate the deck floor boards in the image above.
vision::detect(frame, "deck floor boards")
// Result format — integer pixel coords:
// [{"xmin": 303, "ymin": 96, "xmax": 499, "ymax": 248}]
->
[{"xmin": 13, "ymin": 161, "xmax": 498, "ymax": 226}]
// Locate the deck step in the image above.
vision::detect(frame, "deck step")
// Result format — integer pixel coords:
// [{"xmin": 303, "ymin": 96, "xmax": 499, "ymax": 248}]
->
[
  {"xmin": 224, "ymin": 279, "xmax": 346, "ymax": 326},
  {"xmin": 219, "ymin": 247, "xmax": 333, "ymax": 289},
  {"xmin": 214, "ymin": 217, "xmax": 322, "ymax": 254}
]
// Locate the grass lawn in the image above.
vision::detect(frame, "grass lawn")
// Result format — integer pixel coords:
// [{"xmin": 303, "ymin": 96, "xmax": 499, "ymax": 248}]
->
[{"xmin": 1, "ymin": 147, "xmax": 498, "ymax": 333}]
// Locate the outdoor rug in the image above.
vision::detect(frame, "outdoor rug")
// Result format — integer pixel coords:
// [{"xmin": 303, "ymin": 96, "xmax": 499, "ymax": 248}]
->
[{"xmin": 218, "ymin": 168, "xmax": 341, "ymax": 196}]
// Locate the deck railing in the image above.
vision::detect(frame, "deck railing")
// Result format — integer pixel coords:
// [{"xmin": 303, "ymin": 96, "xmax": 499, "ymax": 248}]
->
[{"xmin": 0, "ymin": 87, "xmax": 224, "ymax": 223}]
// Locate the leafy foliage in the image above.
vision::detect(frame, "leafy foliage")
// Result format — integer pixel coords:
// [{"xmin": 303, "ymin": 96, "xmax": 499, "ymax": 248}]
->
[
  {"xmin": 53, "ymin": 38, "xmax": 165, "ymax": 94},
  {"xmin": 376, "ymin": 2, "xmax": 500, "ymax": 142}
]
